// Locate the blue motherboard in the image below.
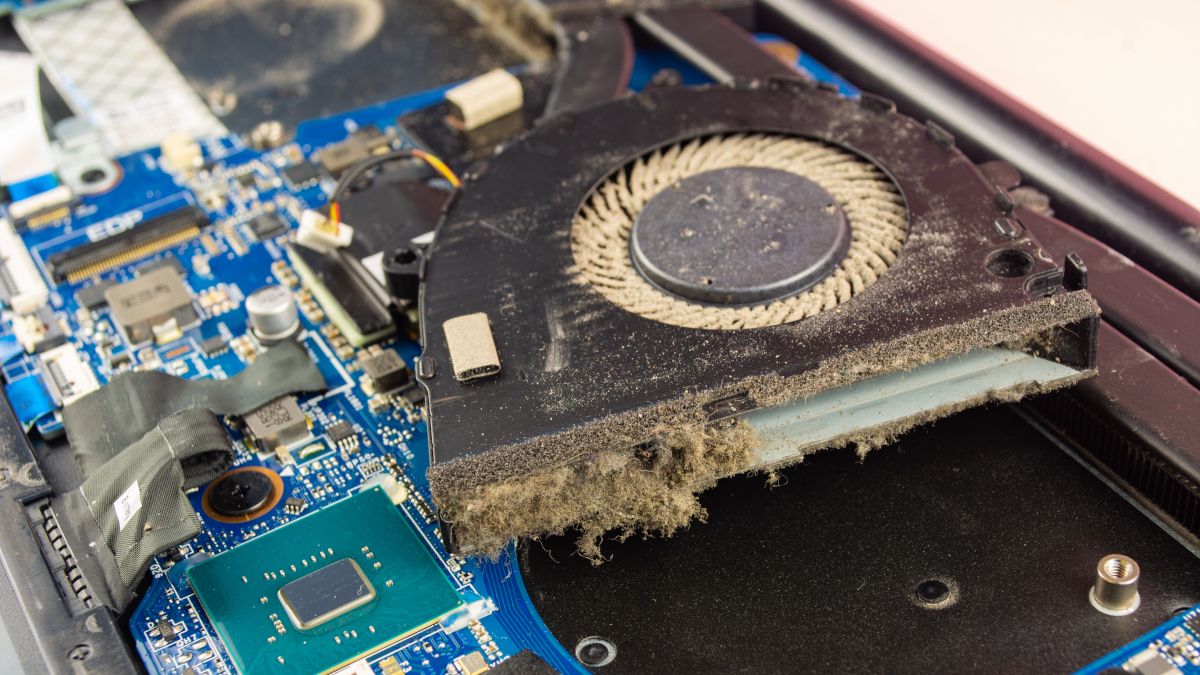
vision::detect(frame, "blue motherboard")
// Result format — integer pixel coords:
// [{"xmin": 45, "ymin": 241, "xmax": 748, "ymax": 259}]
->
[
  {"xmin": 1, "ymin": 88, "xmax": 583, "ymax": 674},
  {"xmin": 1078, "ymin": 604, "xmax": 1200, "ymax": 674}
]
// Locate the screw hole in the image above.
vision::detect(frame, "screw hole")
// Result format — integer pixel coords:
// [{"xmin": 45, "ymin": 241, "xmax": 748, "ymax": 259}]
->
[
  {"xmin": 575, "ymin": 636, "xmax": 616, "ymax": 667},
  {"xmin": 1103, "ymin": 557, "xmax": 1135, "ymax": 580},
  {"xmin": 986, "ymin": 249, "xmax": 1034, "ymax": 278},
  {"xmin": 80, "ymin": 167, "xmax": 107, "ymax": 185},
  {"xmin": 916, "ymin": 579, "xmax": 950, "ymax": 604},
  {"xmin": 68, "ymin": 644, "xmax": 91, "ymax": 661},
  {"xmin": 392, "ymin": 249, "xmax": 417, "ymax": 265}
]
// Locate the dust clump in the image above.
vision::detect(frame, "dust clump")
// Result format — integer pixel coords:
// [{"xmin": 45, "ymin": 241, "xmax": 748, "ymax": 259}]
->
[{"xmin": 437, "ymin": 420, "xmax": 757, "ymax": 561}]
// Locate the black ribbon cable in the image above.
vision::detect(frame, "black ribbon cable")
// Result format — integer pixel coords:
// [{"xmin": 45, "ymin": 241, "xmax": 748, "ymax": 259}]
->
[
  {"xmin": 57, "ymin": 341, "xmax": 327, "ymax": 609},
  {"xmin": 64, "ymin": 341, "xmax": 325, "ymax": 480},
  {"xmin": 59, "ymin": 410, "xmax": 231, "ymax": 608}
]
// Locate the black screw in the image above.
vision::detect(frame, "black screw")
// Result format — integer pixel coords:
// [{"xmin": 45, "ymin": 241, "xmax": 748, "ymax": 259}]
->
[
  {"xmin": 994, "ymin": 190, "xmax": 1015, "ymax": 214},
  {"xmin": 68, "ymin": 644, "xmax": 91, "ymax": 661}
]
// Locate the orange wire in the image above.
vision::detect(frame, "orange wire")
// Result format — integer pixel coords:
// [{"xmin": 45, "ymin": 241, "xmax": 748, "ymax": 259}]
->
[
  {"xmin": 328, "ymin": 201, "xmax": 341, "ymax": 226},
  {"xmin": 412, "ymin": 148, "xmax": 462, "ymax": 188}
]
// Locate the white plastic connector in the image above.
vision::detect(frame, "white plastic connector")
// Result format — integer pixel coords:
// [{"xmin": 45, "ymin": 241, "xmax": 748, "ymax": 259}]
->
[
  {"xmin": 296, "ymin": 209, "xmax": 353, "ymax": 252},
  {"xmin": 39, "ymin": 344, "xmax": 99, "ymax": 405},
  {"xmin": 0, "ymin": 218, "xmax": 49, "ymax": 313},
  {"xmin": 444, "ymin": 69, "xmax": 524, "ymax": 131},
  {"xmin": 8, "ymin": 184, "xmax": 72, "ymax": 220},
  {"xmin": 160, "ymin": 131, "xmax": 202, "ymax": 174}
]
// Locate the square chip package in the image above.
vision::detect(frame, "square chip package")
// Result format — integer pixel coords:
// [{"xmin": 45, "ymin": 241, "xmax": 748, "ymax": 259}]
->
[
  {"xmin": 187, "ymin": 486, "xmax": 463, "ymax": 674},
  {"xmin": 278, "ymin": 557, "xmax": 375, "ymax": 630},
  {"xmin": 361, "ymin": 349, "xmax": 411, "ymax": 393},
  {"xmin": 104, "ymin": 266, "xmax": 197, "ymax": 345},
  {"xmin": 243, "ymin": 396, "xmax": 310, "ymax": 453}
]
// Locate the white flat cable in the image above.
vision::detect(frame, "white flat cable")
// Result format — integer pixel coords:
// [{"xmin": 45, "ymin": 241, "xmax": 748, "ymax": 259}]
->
[
  {"xmin": 0, "ymin": 51, "xmax": 56, "ymax": 186},
  {"xmin": 13, "ymin": 0, "xmax": 226, "ymax": 153}
]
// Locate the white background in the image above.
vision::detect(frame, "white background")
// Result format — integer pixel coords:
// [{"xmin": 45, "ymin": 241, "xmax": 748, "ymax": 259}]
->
[{"xmin": 859, "ymin": 0, "xmax": 1200, "ymax": 208}]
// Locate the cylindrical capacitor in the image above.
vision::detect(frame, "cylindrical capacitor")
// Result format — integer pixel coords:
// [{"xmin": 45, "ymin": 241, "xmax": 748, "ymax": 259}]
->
[{"xmin": 246, "ymin": 285, "xmax": 299, "ymax": 343}]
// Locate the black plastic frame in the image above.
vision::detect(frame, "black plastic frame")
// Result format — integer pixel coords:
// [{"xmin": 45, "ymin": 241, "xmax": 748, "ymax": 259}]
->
[{"xmin": 0, "ymin": 395, "xmax": 139, "ymax": 674}]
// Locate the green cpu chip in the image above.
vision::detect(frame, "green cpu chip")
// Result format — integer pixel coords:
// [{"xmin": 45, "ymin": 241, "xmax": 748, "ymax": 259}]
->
[{"xmin": 187, "ymin": 486, "xmax": 463, "ymax": 674}]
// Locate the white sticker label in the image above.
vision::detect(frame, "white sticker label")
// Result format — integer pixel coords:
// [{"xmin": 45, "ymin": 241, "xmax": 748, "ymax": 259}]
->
[{"xmin": 114, "ymin": 481, "xmax": 142, "ymax": 531}]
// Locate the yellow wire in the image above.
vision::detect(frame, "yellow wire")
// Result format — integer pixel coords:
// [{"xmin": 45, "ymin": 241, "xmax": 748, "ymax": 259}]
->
[{"xmin": 412, "ymin": 148, "xmax": 462, "ymax": 188}]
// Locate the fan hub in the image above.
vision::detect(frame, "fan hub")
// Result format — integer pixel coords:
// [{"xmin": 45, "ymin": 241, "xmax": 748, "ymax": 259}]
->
[{"xmin": 630, "ymin": 167, "xmax": 850, "ymax": 305}]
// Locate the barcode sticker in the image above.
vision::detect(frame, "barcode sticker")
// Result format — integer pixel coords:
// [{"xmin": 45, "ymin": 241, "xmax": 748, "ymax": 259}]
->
[{"xmin": 115, "ymin": 481, "xmax": 142, "ymax": 531}]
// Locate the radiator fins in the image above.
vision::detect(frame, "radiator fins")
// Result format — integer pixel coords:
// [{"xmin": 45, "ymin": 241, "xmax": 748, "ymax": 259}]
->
[{"xmin": 1026, "ymin": 392, "xmax": 1200, "ymax": 535}]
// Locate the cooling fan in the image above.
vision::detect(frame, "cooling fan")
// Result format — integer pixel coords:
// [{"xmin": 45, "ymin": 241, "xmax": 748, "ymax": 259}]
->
[
  {"xmin": 417, "ymin": 81, "xmax": 1100, "ymax": 555},
  {"xmin": 570, "ymin": 132, "xmax": 907, "ymax": 329}
]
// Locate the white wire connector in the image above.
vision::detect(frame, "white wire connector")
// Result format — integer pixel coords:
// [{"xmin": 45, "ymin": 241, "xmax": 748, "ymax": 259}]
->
[
  {"xmin": 0, "ymin": 218, "xmax": 50, "ymax": 314},
  {"xmin": 445, "ymin": 69, "xmax": 524, "ymax": 132},
  {"xmin": 296, "ymin": 209, "xmax": 353, "ymax": 252},
  {"xmin": 8, "ymin": 184, "xmax": 72, "ymax": 221},
  {"xmin": 160, "ymin": 132, "xmax": 202, "ymax": 174}
]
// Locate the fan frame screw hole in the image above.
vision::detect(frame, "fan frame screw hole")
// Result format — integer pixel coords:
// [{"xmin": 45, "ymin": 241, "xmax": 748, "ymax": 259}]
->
[
  {"xmin": 986, "ymin": 248, "xmax": 1035, "ymax": 278},
  {"xmin": 911, "ymin": 577, "xmax": 958, "ymax": 609}
]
